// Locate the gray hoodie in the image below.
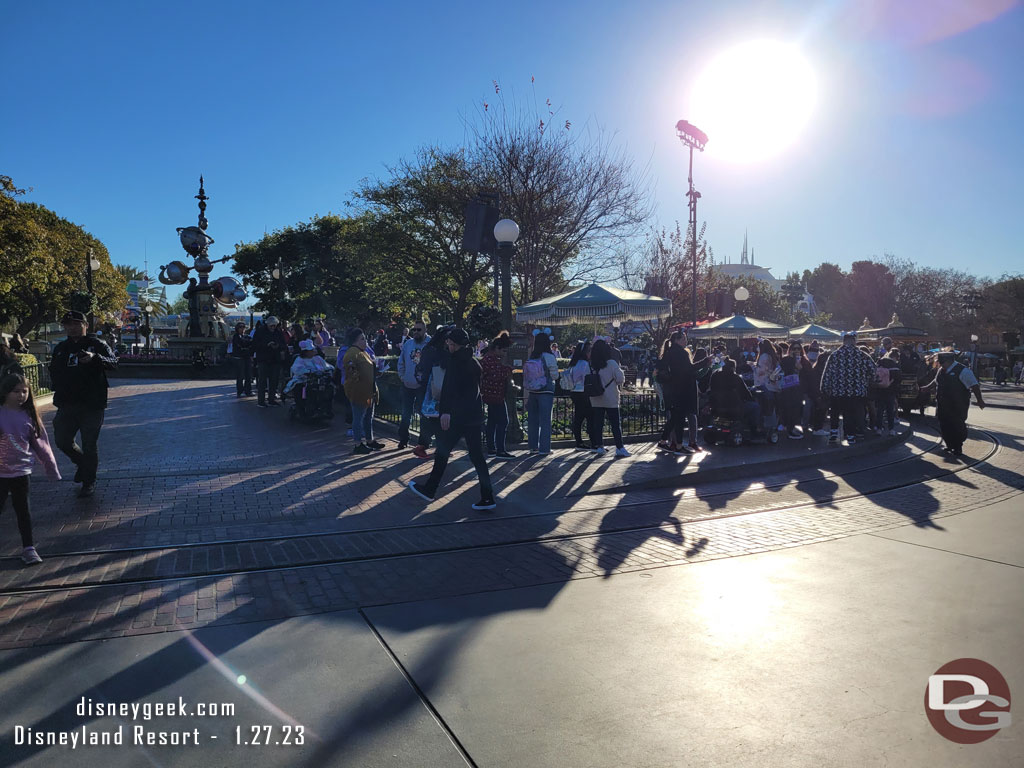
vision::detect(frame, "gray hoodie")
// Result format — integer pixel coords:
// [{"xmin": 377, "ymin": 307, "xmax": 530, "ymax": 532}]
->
[{"xmin": 398, "ymin": 334, "xmax": 431, "ymax": 389}]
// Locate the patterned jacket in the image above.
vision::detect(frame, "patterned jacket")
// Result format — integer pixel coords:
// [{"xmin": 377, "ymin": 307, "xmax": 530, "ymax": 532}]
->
[{"xmin": 820, "ymin": 344, "xmax": 876, "ymax": 398}]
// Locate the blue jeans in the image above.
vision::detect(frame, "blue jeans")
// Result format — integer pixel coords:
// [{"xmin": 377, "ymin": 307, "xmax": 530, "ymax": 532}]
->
[
  {"xmin": 526, "ymin": 392, "xmax": 554, "ymax": 453},
  {"xmin": 399, "ymin": 385, "xmax": 424, "ymax": 445},
  {"xmin": 486, "ymin": 402, "xmax": 509, "ymax": 453},
  {"xmin": 351, "ymin": 401, "xmax": 375, "ymax": 443}
]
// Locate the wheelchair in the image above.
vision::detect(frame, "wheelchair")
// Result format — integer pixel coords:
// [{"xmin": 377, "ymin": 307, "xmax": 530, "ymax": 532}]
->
[
  {"xmin": 288, "ymin": 371, "xmax": 336, "ymax": 424},
  {"xmin": 701, "ymin": 398, "xmax": 779, "ymax": 447}
]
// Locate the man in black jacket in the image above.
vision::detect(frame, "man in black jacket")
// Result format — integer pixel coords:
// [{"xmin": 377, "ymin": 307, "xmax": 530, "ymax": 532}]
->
[
  {"xmin": 408, "ymin": 327, "xmax": 495, "ymax": 510},
  {"xmin": 251, "ymin": 316, "xmax": 289, "ymax": 407},
  {"xmin": 48, "ymin": 310, "xmax": 118, "ymax": 497}
]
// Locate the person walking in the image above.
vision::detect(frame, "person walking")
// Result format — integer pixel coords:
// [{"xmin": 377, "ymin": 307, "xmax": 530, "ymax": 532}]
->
[
  {"xmin": 408, "ymin": 327, "xmax": 496, "ymax": 510},
  {"xmin": 480, "ymin": 331, "xmax": 515, "ymax": 459},
  {"xmin": 252, "ymin": 316, "xmax": 288, "ymax": 407},
  {"xmin": 412, "ymin": 326, "xmax": 450, "ymax": 459},
  {"xmin": 565, "ymin": 341, "xmax": 593, "ymax": 450},
  {"xmin": 587, "ymin": 339, "xmax": 629, "ymax": 457},
  {"xmin": 0, "ymin": 373, "xmax": 61, "ymax": 564},
  {"xmin": 343, "ymin": 328, "xmax": 385, "ymax": 454},
  {"xmin": 873, "ymin": 349, "xmax": 902, "ymax": 435},
  {"xmin": 229, "ymin": 322, "xmax": 253, "ymax": 398},
  {"xmin": 47, "ymin": 310, "xmax": 117, "ymax": 497},
  {"xmin": 820, "ymin": 330, "xmax": 876, "ymax": 445},
  {"xmin": 524, "ymin": 331, "xmax": 559, "ymax": 455},
  {"xmin": 928, "ymin": 351, "xmax": 985, "ymax": 456},
  {"xmin": 397, "ymin": 322, "xmax": 431, "ymax": 450}
]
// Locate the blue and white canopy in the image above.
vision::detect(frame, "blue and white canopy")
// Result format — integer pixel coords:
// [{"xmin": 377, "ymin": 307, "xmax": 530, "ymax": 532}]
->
[{"xmin": 515, "ymin": 283, "xmax": 671, "ymax": 326}]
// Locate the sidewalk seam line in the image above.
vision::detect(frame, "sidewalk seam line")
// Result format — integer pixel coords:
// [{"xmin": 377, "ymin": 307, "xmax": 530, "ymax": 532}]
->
[
  {"xmin": 864, "ymin": 533, "xmax": 1024, "ymax": 569},
  {"xmin": 357, "ymin": 608, "xmax": 478, "ymax": 768}
]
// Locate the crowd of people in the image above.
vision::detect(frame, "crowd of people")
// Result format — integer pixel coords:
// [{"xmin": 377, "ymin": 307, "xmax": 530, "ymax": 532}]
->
[{"xmin": 0, "ymin": 311, "xmax": 1000, "ymax": 565}]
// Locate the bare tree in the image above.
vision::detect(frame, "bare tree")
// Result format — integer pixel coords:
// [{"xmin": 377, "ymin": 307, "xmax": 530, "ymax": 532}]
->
[
  {"xmin": 468, "ymin": 83, "xmax": 653, "ymax": 305},
  {"xmin": 621, "ymin": 221, "xmax": 711, "ymax": 349}
]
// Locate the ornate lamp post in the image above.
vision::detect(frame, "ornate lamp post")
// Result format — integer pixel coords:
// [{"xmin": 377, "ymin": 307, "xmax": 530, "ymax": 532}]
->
[
  {"xmin": 85, "ymin": 249, "xmax": 101, "ymax": 332},
  {"xmin": 493, "ymin": 218, "xmax": 524, "ymax": 443},
  {"xmin": 493, "ymin": 218, "xmax": 519, "ymax": 331},
  {"xmin": 158, "ymin": 177, "xmax": 247, "ymax": 341},
  {"xmin": 734, "ymin": 285, "xmax": 749, "ymax": 315},
  {"xmin": 676, "ymin": 120, "xmax": 708, "ymax": 327}
]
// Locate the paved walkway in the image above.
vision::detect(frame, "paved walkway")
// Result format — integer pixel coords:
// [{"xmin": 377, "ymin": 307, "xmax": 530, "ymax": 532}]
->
[{"xmin": 0, "ymin": 379, "xmax": 1020, "ymax": 766}]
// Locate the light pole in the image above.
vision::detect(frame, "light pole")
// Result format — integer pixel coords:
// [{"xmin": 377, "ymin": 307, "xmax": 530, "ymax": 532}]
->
[
  {"xmin": 676, "ymin": 120, "xmax": 708, "ymax": 327},
  {"xmin": 612, "ymin": 319, "xmax": 621, "ymax": 346},
  {"xmin": 970, "ymin": 333, "xmax": 979, "ymax": 374},
  {"xmin": 493, "ymin": 219, "xmax": 519, "ymax": 331},
  {"xmin": 962, "ymin": 291, "xmax": 983, "ymax": 373},
  {"xmin": 493, "ymin": 218, "xmax": 523, "ymax": 444},
  {"xmin": 734, "ymin": 286, "xmax": 749, "ymax": 316},
  {"xmin": 85, "ymin": 249, "xmax": 101, "ymax": 333}
]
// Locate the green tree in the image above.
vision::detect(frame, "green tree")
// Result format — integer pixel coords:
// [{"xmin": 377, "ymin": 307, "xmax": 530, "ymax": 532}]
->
[
  {"xmin": 0, "ymin": 178, "xmax": 126, "ymax": 335},
  {"xmin": 354, "ymin": 148, "xmax": 493, "ymax": 323},
  {"xmin": 233, "ymin": 213, "xmax": 421, "ymax": 330},
  {"xmin": 711, "ymin": 274, "xmax": 793, "ymax": 326},
  {"xmin": 169, "ymin": 294, "xmax": 189, "ymax": 315},
  {"xmin": 836, "ymin": 260, "xmax": 895, "ymax": 328},
  {"xmin": 805, "ymin": 263, "xmax": 846, "ymax": 317}
]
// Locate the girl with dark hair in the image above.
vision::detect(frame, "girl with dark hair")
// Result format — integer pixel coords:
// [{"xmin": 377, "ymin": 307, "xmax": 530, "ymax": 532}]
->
[
  {"xmin": 0, "ymin": 373, "xmax": 60, "ymax": 565},
  {"xmin": 566, "ymin": 340, "xmax": 593, "ymax": 450},
  {"xmin": 480, "ymin": 331, "xmax": 515, "ymax": 459},
  {"xmin": 753, "ymin": 339, "xmax": 782, "ymax": 432},
  {"xmin": 588, "ymin": 339, "xmax": 628, "ymax": 456},
  {"xmin": 524, "ymin": 332, "xmax": 559, "ymax": 454}
]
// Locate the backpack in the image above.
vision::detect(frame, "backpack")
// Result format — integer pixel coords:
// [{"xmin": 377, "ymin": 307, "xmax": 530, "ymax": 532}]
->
[
  {"xmin": 584, "ymin": 367, "xmax": 611, "ymax": 398},
  {"xmin": 523, "ymin": 357, "xmax": 551, "ymax": 391},
  {"xmin": 480, "ymin": 357, "xmax": 508, "ymax": 405},
  {"xmin": 874, "ymin": 365, "xmax": 891, "ymax": 389}
]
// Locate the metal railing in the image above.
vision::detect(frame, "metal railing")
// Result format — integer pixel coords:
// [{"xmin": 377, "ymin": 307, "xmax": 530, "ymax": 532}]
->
[
  {"xmin": 18, "ymin": 363, "xmax": 53, "ymax": 396},
  {"xmin": 374, "ymin": 376, "xmax": 664, "ymax": 443}
]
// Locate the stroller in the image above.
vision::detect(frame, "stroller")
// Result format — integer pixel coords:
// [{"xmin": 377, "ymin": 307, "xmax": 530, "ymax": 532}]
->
[
  {"xmin": 288, "ymin": 371, "xmax": 336, "ymax": 423},
  {"xmin": 702, "ymin": 388, "xmax": 779, "ymax": 447}
]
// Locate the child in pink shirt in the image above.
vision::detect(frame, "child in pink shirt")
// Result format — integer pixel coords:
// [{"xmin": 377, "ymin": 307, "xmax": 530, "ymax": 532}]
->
[{"xmin": 1, "ymin": 373, "xmax": 60, "ymax": 565}]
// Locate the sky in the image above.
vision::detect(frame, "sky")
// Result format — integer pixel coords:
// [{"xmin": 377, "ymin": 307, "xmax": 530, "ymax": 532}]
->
[{"xmin": 4, "ymin": 0, "xmax": 1022, "ymax": 305}]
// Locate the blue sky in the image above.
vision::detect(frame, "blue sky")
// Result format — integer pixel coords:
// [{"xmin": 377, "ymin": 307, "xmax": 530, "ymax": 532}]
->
[{"xmin": 5, "ymin": 0, "xmax": 1022, "ymax": 303}]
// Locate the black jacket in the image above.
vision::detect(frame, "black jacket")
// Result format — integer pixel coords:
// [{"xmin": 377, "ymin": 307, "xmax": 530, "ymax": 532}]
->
[
  {"xmin": 230, "ymin": 332, "xmax": 253, "ymax": 359},
  {"xmin": 709, "ymin": 369, "xmax": 753, "ymax": 414},
  {"xmin": 49, "ymin": 335, "xmax": 117, "ymax": 409},
  {"xmin": 438, "ymin": 346, "xmax": 484, "ymax": 426},
  {"xmin": 252, "ymin": 325, "xmax": 289, "ymax": 363}
]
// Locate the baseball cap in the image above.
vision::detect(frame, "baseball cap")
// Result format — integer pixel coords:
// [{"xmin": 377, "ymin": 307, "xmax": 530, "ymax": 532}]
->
[
  {"xmin": 298, "ymin": 339, "xmax": 315, "ymax": 351},
  {"xmin": 448, "ymin": 327, "xmax": 470, "ymax": 346},
  {"xmin": 61, "ymin": 310, "xmax": 87, "ymax": 324}
]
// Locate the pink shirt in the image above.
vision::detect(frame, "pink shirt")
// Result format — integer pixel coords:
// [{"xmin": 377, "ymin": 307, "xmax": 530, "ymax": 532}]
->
[{"xmin": 0, "ymin": 407, "xmax": 61, "ymax": 479}]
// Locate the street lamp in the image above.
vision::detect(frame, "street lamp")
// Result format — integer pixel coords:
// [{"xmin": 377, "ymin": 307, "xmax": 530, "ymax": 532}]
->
[
  {"xmin": 734, "ymin": 286, "xmax": 749, "ymax": 315},
  {"xmin": 85, "ymin": 249, "xmax": 101, "ymax": 332},
  {"xmin": 971, "ymin": 333, "xmax": 979, "ymax": 374},
  {"xmin": 676, "ymin": 119, "xmax": 708, "ymax": 327},
  {"xmin": 612, "ymin": 318, "xmax": 621, "ymax": 345},
  {"xmin": 493, "ymin": 218, "xmax": 519, "ymax": 331}
]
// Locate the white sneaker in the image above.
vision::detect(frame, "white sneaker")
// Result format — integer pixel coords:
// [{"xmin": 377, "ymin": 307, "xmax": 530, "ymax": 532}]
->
[
  {"xmin": 21, "ymin": 546, "xmax": 42, "ymax": 565},
  {"xmin": 615, "ymin": 447, "xmax": 631, "ymax": 458},
  {"xmin": 592, "ymin": 447, "xmax": 608, "ymax": 456}
]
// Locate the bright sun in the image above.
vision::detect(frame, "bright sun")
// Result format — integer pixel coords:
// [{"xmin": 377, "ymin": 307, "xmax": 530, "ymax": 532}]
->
[{"xmin": 690, "ymin": 40, "xmax": 817, "ymax": 163}]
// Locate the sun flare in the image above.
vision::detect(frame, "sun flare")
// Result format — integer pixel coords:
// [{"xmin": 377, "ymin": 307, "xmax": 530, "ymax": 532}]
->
[{"xmin": 690, "ymin": 40, "xmax": 817, "ymax": 163}]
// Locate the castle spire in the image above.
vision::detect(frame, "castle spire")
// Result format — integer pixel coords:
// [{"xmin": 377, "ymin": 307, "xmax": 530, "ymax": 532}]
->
[{"xmin": 741, "ymin": 230, "xmax": 749, "ymax": 265}]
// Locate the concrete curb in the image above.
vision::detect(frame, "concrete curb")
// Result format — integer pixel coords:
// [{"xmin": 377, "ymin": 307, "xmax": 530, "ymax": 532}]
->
[{"xmin": 586, "ymin": 425, "xmax": 916, "ymax": 495}]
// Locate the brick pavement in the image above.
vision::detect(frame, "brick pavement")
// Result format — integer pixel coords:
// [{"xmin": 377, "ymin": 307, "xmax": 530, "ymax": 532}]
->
[{"xmin": 0, "ymin": 379, "xmax": 1020, "ymax": 650}]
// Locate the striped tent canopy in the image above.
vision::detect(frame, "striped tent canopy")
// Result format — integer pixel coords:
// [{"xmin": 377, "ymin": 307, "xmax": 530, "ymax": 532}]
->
[
  {"xmin": 686, "ymin": 314, "xmax": 788, "ymax": 337},
  {"xmin": 515, "ymin": 283, "xmax": 671, "ymax": 326},
  {"xmin": 788, "ymin": 322, "xmax": 842, "ymax": 339}
]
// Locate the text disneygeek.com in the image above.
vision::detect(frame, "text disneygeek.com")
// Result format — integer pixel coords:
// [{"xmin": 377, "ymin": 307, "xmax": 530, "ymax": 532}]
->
[{"xmin": 11, "ymin": 696, "xmax": 305, "ymax": 749}]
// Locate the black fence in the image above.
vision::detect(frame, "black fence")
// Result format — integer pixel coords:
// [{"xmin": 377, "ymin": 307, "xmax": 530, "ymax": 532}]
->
[
  {"xmin": 19, "ymin": 363, "xmax": 53, "ymax": 396},
  {"xmin": 374, "ymin": 374, "xmax": 664, "ymax": 443}
]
